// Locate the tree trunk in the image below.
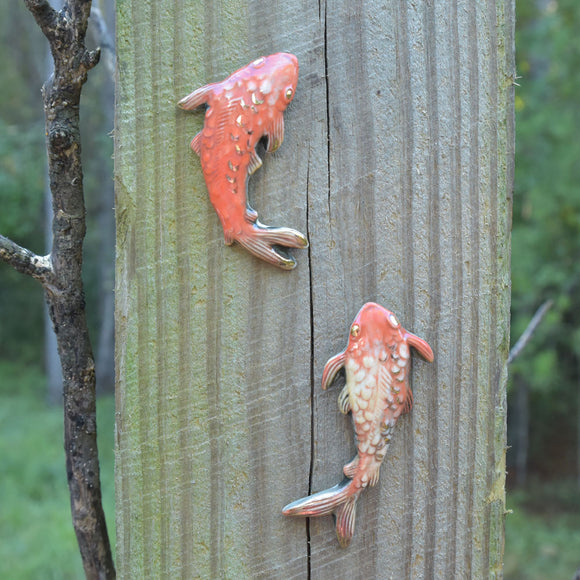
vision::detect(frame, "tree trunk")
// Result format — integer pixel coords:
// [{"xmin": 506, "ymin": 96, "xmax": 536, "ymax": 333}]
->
[
  {"xmin": 43, "ymin": 2, "xmax": 63, "ymax": 405},
  {"xmin": 45, "ymin": 174, "xmax": 63, "ymax": 404},
  {"xmin": 115, "ymin": 1, "xmax": 514, "ymax": 577}
]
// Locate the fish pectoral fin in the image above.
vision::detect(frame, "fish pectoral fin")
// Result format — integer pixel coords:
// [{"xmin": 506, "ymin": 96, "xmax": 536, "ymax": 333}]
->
[
  {"xmin": 404, "ymin": 388, "xmax": 414, "ymax": 413},
  {"xmin": 265, "ymin": 115, "xmax": 285, "ymax": 152},
  {"xmin": 248, "ymin": 149, "xmax": 263, "ymax": 175},
  {"xmin": 178, "ymin": 83, "xmax": 215, "ymax": 110},
  {"xmin": 190, "ymin": 132, "xmax": 203, "ymax": 155},
  {"xmin": 335, "ymin": 496, "xmax": 357, "ymax": 549},
  {"xmin": 322, "ymin": 352, "xmax": 346, "ymax": 390},
  {"xmin": 368, "ymin": 464, "xmax": 381, "ymax": 487},
  {"xmin": 244, "ymin": 206, "xmax": 258, "ymax": 223},
  {"xmin": 337, "ymin": 385, "xmax": 351, "ymax": 414},
  {"xmin": 343, "ymin": 457, "xmax": 359, "ymax": 478},
  {"xmin": 406, "ymin": 332, "xmax": 434, "ymax": 363}
]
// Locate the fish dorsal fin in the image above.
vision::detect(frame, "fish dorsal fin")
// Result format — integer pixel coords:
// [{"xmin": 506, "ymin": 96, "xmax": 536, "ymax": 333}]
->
[
  {"xmin": 178, "ymin": 83, "xmax": 216, "ymax": 110},
  {"xmin": 335, "ymin": 496, "xmax": 357, "ymax": 549},
  {"xmin": 265, "ymin": 115, "xmax": 285, "ymax": 152},
  {"xmin": 322, "ymin": 352, "xmax": 346, "ymax": 390},
  {"xmin": 338, "ymin": 385, "xmax": 351, "ymax": 414},
  {"xmin": 248, "ymin": 149, "xmax": 263, "ymax": 175},
  {"xmin": 190, "ymin": 132, "xmax": 202, "ymax": 155}
]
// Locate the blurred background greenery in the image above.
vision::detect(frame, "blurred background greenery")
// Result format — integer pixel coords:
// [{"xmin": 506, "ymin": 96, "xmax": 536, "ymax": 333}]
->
[{"xmin": 1, "ymin": 0, "xmax": 580, "ymax": 578}]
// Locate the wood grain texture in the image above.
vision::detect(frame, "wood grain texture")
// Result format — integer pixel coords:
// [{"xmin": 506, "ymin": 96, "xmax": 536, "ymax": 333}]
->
[{"xmin": 115, "ymin": 0, "xmax": 514, "ymax": 577}]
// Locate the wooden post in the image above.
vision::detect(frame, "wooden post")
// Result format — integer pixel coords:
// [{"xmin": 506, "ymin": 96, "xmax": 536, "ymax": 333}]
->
[{"xmin": 115, "ymin": 0, "xmax": 514, "ymax": 577}]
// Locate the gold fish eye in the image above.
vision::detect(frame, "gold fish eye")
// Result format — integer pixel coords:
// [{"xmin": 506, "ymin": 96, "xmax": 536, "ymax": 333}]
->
[
  {"xmin": 285, "ymin": 88, "xmax": 294, "ymax": 100},
  {"xmin": 350, "ymin": 324, "xmax": 360, "ymax": 338}
]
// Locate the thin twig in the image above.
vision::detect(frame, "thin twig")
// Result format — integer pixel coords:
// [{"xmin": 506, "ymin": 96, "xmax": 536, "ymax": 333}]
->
[{"xmin": 508, "ymin": 299, "xmax": 554, "ymax": 365}]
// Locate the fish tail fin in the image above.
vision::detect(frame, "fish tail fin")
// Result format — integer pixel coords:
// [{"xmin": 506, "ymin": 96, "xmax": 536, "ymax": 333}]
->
[
  {"xmin": 283, "ymin": 479, "xmax": 360, "ymax": 547},
  {"xmin": 178, "ymin": 83, "xmax": 215, "ymax": 110},
  {"xmin": 335, "ymin": 496, "xmax": 357, "ymax": 548},
  {"xmin": 235, "ymin": 220, "xmax": 308, "ymax": 270}
]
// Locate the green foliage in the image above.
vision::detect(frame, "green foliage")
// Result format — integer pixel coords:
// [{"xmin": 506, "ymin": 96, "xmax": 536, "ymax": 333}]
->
[
  {"xmin": 0, "ymin": 4, "xmax": 47, "ymax": 366},
  {"xmin": 0, "ymin": 362, "xmax": 115, "ymax": 579},
  {"xmin": 505, "ymin": 482, "xmax": 580, "ymax": 580},
  {"xmin": 0, "ymin": 2, "xmax": 45, "ymax": 125},
  {"xmin": 0, "ymin": 118, "xmax": 45, "ymax": 364},
  {"xmin": 0, "ymin": 119, "xmax": 44, "ymax": 242},
  {"xmin": 510, "ymin": 0, "xmax": 580, "ymax": 479}
]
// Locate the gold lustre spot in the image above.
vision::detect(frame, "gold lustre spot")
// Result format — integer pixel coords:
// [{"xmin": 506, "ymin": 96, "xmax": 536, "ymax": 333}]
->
[{"xmin": 252, "ymin": 92, "xmax": 264, "ymax": 105}]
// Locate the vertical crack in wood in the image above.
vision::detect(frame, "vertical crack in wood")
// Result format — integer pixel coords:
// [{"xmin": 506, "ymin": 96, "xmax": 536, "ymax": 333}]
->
[
  {"xmin": 305, "ymin": 134, "xmax": 314, "ymax": 579},
  {"xmin": 323, "ymin": 0, "xmax": 332, "ymax": 226}
]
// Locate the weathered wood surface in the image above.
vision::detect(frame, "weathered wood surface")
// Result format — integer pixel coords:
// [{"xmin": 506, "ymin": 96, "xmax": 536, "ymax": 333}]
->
[{"xmin": 115, "ymin": 0, "xmax": 514, "ymax": 578}]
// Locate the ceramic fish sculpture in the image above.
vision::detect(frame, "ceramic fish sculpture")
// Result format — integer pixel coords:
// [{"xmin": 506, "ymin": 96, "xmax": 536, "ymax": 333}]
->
[
  {"xmin": 178, "ymin": 53, "xmax": 308, "ymax": 270},
  {"xmin": 283, "ymin": 302, "xmax": 434, "ymax": 547}
]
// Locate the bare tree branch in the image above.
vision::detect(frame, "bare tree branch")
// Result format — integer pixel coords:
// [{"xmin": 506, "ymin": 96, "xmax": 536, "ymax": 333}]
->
[
  {"xmin": 0, "ymin": 234, "xmax": 53, "ymax": 284},
  {"xmin": 508, "ymin": 299, "xmax": 554, "ymax": 365},
  {"xmin": 0, "ymin": 0, "xmax": 118, "ymax": 577},
  {"xmin": 22, "ymin": 0, "xmax": 58, "ymax": 43}
]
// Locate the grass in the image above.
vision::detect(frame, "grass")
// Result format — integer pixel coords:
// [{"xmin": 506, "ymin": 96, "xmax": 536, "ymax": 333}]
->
[
  {"xmin": 2, "ymin": 362, "xmax": 580, "ymax": 578},
  {"xmin": 0, "ymin": 362, "xmax": 115, "ymax": 579},
  {"xmin": 505, "ymin": 482, "xmax": 580, "ymax": 580}
]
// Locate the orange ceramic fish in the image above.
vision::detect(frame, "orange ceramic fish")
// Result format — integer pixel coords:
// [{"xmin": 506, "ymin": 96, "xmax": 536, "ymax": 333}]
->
[
  {"xmin": 178, "ymin": 53, "xmax": 308, "ymax": 269},
  {"xmin": 283, "ymin": 302, "xmax": 434, "ymax": 547}
]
